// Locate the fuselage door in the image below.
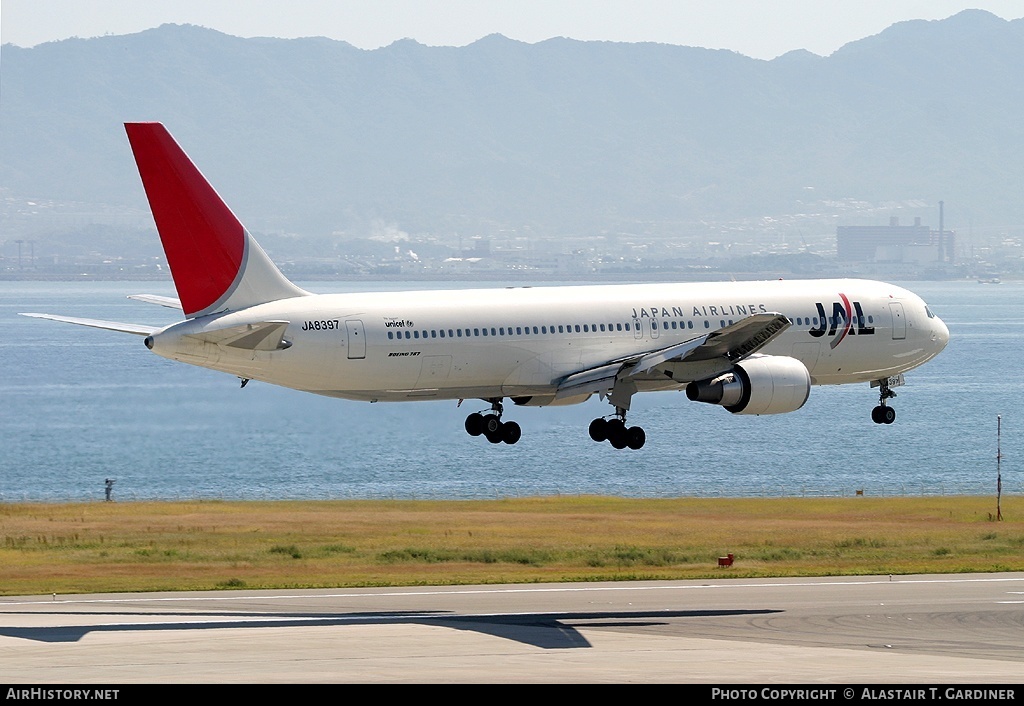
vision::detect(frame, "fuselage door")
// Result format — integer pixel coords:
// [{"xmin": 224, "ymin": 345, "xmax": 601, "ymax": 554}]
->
[
  {"xmin": 889, "ymin": 303, "xmax": 906, "ymax": 340},
  {"xmin": 345, "ymin": 319, "xmax": 366, "ymax": 359}
]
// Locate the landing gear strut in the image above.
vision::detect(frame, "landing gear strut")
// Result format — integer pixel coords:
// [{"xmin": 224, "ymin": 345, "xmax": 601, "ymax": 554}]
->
[
  {"xmin": 464, "ymin": 399, "xmax": 521, "ymax": 445},
  {"xmin": 588, "ymin": 407, "xmax": 646, "ymax": 450},
  {"xmin": 871, "ymin": 378, "xmax": 897, "ymax": 425}
]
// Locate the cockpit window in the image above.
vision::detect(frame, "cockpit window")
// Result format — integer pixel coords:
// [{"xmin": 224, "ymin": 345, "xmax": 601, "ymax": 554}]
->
[{"xmin": 925, "ymin": 306, "xmax": 935, "ymax": 319}]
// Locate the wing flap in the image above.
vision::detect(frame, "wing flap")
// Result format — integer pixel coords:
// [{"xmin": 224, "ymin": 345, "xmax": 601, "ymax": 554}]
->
[
  {"xmin": 553, "ymin": 362, "xmax": 621, "ymax": 400},
  {"xmin": 19, "ymin": 313, "xmax": 158, "ymax": 336},
  {"xmin": 625, "ymin": 336, "xmax": 709, "ymax": 376}
]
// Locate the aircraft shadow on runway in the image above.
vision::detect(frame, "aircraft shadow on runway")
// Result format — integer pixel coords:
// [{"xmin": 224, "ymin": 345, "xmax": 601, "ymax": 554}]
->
[{"xmin": 0, "ymin": 608, "xmax": 781, "ymax": 649}]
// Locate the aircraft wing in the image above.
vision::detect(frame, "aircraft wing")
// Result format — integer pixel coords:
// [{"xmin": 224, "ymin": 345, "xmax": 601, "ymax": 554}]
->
[
  {"xmin": 673, "ymin": 312, "xmax": 792, "ymax": 364},
  {"xmin": 555, "ymin": 312, "xmax": 790, "ymax": 401},
  {"xmin": 128, "ymin": 294, "xmax": 182, "ymax": 310},
  {"xmin": 19, "ymin": 313, "xmax": 159, "ymax": 336}
]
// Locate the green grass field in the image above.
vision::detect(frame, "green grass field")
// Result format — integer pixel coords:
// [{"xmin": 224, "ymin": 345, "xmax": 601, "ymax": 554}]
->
[{"xmin": 1, "ymin": 496, "xmax": 1020, "ymax": 596}]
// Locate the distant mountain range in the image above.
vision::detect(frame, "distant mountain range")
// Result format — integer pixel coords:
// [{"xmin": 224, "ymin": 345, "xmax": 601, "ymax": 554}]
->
[{"xmin": 2, "ymin": 10, "xmax": 1023, "ymax": 248}]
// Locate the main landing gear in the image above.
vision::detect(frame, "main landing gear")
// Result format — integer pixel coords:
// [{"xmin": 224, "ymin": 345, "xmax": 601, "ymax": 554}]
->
[
  {"xmin": 871, "ymin": 378, "xmax": 897, "ymax": 425},
  {"xmin": 464, "ymin": 399, "xmax": 522, "ymax": 445},
  {"xmin": 588, "ymin": 408, "xmax": 646, "ymax": 450},
  {"xmin": 462, "ymin": 393, "xmax": 647, "ymax": 449}
]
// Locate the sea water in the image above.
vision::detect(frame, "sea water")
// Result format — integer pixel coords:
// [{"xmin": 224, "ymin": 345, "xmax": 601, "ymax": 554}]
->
[{"xmin": 1, "ymin": 279, "xmax": 1018, "ymax": 502}]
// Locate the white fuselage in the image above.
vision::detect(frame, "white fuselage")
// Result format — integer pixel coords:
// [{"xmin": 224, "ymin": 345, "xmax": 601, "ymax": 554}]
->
[{"xmin": 146, "ymin": 278, "xmax": 948, "ymax": 406}]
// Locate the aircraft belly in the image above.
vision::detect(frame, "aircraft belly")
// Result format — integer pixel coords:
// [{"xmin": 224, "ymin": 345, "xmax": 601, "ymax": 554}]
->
[
  {"xmin": 230, "ymin": 336, "xmax": 403, "ymax": 393},
  {"xmin": 166, "ymin": 338, "xmax": 221, "ymax": 366},
  {"xmin": 247, "ymin": 349, "xmax": 345, "ymax": 391}
]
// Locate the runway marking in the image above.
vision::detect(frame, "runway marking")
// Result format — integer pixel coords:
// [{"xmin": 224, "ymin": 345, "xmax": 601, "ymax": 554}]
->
[{"xmin": 3, "ymin": 575, "xmax": 1024, "ymax": 607}]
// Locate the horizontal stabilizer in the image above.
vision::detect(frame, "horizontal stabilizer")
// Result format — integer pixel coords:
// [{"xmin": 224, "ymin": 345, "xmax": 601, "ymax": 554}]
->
[
  {"xmin": 19, "ymin": 313, "xmax": 158, "ymax": 336},
  {"xmin": 186, "ymin": 321, "xmax": 292, "ymax": 351},
  {"xmin": 128, "ymin": 294, "xmax": 182, "ymax": 310}
]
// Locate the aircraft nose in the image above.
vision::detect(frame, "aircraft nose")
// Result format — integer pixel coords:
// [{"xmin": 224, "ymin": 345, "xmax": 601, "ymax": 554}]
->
[{"xmin": 931, "ymin": 313, "xmax": 950, "ymax": 351}]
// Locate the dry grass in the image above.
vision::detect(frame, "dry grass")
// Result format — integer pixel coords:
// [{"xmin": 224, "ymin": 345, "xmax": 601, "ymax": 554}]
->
[{"xmin": 1, "ymin": 495, "xmax": 1021, "ymax": 596}]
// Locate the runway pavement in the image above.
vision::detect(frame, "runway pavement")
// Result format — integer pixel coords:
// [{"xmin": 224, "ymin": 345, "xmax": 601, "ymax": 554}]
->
[{"xmin": 1, "ymin": 573, "xmax": 1023, "ymax": 683}]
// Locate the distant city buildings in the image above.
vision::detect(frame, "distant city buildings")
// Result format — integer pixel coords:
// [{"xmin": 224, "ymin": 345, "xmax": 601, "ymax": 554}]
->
[
  {"xmin": 837, "ymin": 216, "xmax": 955, "ymax": 265},
  {"xmin": 6, "ymin": 194, "xmax": 1021, "ymax": 281}
]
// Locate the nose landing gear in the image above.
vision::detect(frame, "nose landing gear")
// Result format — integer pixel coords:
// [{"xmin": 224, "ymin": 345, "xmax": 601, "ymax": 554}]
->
[
  {"xmin": 871, "ymin": 378, "xmax": 897, "ymax": 424},
  {"xmin": 464, "ymin": 399, "xmax": 521, "ymax": 444}
]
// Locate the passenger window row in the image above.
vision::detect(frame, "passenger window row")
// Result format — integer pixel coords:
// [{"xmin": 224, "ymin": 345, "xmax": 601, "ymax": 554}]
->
[
  {"xmin": 383, "ymin": 313, "xmax": 879, "ymax": 341},
  {"xmin": 788, "ymin": 316, "xmax": 875, "ymax": 326},
  {"xmin": 385, "ymin": 318, "xmax": 716, "ymax": 340},
  {"xmin": 388, "ymin": 322, "xmax": 636, "ymax": 340}
]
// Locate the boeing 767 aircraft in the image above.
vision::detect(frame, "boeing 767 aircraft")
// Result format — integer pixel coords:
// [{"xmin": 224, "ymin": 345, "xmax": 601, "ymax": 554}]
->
[{"xmin": 23, "ymin": 123, "xmax": 949, "ymax": 450}]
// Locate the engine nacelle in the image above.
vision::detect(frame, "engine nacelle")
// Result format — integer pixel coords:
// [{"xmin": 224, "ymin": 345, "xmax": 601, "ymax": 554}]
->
[{"xmin": 685, "ymin": 355, "xmax": 810, "ymax": 415}]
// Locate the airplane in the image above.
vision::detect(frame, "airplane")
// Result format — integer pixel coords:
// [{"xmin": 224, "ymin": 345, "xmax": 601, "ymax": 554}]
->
[{"xmin": 22, "ymin": 122, "xmax": 950, "ymax": 450}]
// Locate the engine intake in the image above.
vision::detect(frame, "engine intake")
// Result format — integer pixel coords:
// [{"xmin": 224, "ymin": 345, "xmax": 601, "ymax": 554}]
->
[{"xmin": 685, "ymin": 355, "xmax": 810, "ymax": 415}]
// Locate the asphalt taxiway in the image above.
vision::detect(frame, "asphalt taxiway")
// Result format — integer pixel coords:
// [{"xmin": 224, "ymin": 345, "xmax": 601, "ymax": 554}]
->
[{"xmin": 2, "ymin": 573, "xmax": 1022, "ymax": 683}]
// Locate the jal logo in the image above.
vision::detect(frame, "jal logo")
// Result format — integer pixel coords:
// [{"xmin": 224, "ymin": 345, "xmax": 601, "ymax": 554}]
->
[{"xmin": 809, "ymin": 294, "xmax": 875, "ymax": 349}]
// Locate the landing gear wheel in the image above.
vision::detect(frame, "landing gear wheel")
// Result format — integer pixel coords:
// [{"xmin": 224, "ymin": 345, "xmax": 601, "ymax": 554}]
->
[
  {"xmin": 609, "ymin": 430, "xmax": 628, "ymax": 449},
  {"xmin": 465, "ymin": 412, "xmax": 484, "ymax": 436},
  {"xmin": 466, "ymin": 399, "xmax": 522, "ymax": 445},
  {"xmin": 606, "ymin": 419, "xmax": 628, "ymax": 449},
  {"xmin": 482, "ymin": 414, "xmax": 502, "ymax": 435},
  {"xmin": 501, "ymin": 421, "xmax": 522, "ymax": 445},
  {"xmin": 871, "ymin": 378, "xmax": 898, "ymax": 425},
  {"xmin": 485, "ymin": 421, "xmax": 504, "ymax": 444},
  {"xmin": 871, "ymin": 405, "xmax": 896, "ymax": 424},
  {"xmin": 626, "ymin": 426, "xmax": 646, "ymax": 450},
  {"xmin": 591, "ymin": 411, "xmax": 645, "ymax": 450}
]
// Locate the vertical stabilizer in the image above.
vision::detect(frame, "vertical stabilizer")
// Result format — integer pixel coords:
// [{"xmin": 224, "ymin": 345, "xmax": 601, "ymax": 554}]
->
[{"xmin": 124, "ymin": 122, "xmax": 308, "ymax": 318}]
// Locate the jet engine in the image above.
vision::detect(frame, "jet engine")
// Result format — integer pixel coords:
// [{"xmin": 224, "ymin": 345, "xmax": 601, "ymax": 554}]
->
[{"xmin": 685, "ymin": 355, "xmax": 810, "ymax": 415}]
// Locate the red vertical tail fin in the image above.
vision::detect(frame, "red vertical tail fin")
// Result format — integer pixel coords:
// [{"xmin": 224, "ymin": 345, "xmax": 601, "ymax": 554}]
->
[{"xmin": 124, "ymin": 122, "xmax": 307, "ymax": 318}]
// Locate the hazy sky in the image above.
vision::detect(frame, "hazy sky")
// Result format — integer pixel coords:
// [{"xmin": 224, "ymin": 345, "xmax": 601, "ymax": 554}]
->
[{"xmin": 3, "ymin": 1, "xmax": 1023, "ymax": 59}]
